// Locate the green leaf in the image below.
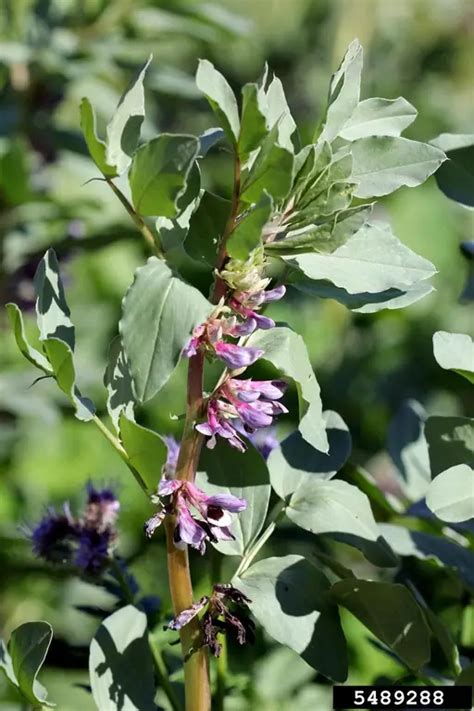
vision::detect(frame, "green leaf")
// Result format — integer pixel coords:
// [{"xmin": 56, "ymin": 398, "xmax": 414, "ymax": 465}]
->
[
  {"xmin": 197, "ymin": 438, "xmax": 270, "ymax": 556},
  {"xmin": 42, "ymin": 338, "xmax": 95, "ymax": 421},
  {"xmin": 284, "ymin": 222, "xmax": 435, "ymax": 295},
  {"xmin": 129, "ymin": 134, "xmax": 199, "ymax": 217},
  {"xmin": 185, "ymin": 190, "xmax": 230, "ymax": 266},
  {"xmin": 268, "ymin": 410, "xmax": 351, "ymax": 500},
  {"xmin": 431, "ymin": 133, "xmax": 474, "ymax": 207},
  {"xmin": 422, "ymin": 604, "xmax": 461, "ymax": 677},
  {"xmin": 156, "ymin": 164, "xmax": 202, "ymax": 252},
  {"xmin": 330, "ymin": 579, "xmax": 431, "ymax": 671},
  {"xmin": 426, "ymin": 465, "xmax": 474, "ymax": 523},
  {"xmin": 339, "ymin": 97, "xmax": 417, "ymax": 141},
  {"xmin": 0, "ymin": 621, "xmax": 54, "ymax": 708},
  {"xmin": 351, "ymin": 136, "xmax": 446, "ymax": 198},
  {"xmin": 234, "ymin": 555, "xmax": 348, "ymax": 681},
  {"xmin": 120, "ymin": 257, "xmax": 212, "ymax": 402},
  {"xmin": 264, "ymin": 75, "xmax": 296, "ymax": 152},
  {"xmin": 104, "ymin": 338, "xmax": 136, "ymax": 432},
  {"xmin": 227, "ymin": 192, "xmax": 272, "ymax": 259},
  {"xmin": 241, "ymin": 125, "xmax": 294, "ymax": 203},
  {"xmin": 198, "ymin": 127, "xmax": 225, "ymax": 156},
  {"xmin": 425, "ymin": 416, "xmax": 474, "ymax": 479},
  {"xmin": 247, "ymin": 326, "xmax": 328, "ymax": 453},
  {"xmin": 79, "ymin": 97, "xmax": 117, "ymax": 177},
  {"xmin": 6, "ymin": 303, "xmax": 52, "ymax": 374},
  {"xmin": 34, "ymin": 248, "xmax": 75, "ymax": 350},
  {"xmin": 432, "ymin": 331, "xmax": 474, "ymax": 384},
  {"xmin": 286, "ymin": 479, "xmax": 396, "ymax": 567},
  {"xmin": 89, "ymin": 605, "xmax": 155, "ymax": 711},
  {"xmin": 196, "ymin": 59, "xmax": 240, "ymax": 144},
  {"xmin": 378, "ymin": 523, "xmax": 474, "ymax": 589},
  {"xmin": 322, "ymin": 39, "xmax": 363, "ymax": 142},
  {"xmin": 290, "ymin": 270, "xmax": 434, "ymax": 313},
  {"xmin": 388, "ymin": 400, "xmax": 431, "ymax": 501},
  {"xmin": 105, "ymin": 55, "xmax": 152, "ymax": 176},
  {"xmin": 33, "ymin": 249, "xmax": 94, "ymax": 421},
  {"xmin": 239, "ymin": 82, "xmax": 268, "ymax": 156},
  {"xmin": 119, "ymin": 413, "xmax": 167, "ymax": 492}
]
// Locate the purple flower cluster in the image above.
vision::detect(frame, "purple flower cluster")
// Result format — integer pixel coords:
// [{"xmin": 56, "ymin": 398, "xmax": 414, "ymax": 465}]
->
[
  {"xmin": 145, "ymin": 479, "xmax": 246, "ymax": 554},
  {"xmin": 196, "ymin": 378, "xmax": 287, "ymax": 451},
  {"xmin": 167, "ymin": 583, "xmax": 254, "ymax": 657},
  {"xmin": 183, "ymin": 272, "xmax": 287, "ymax": 451},
  {"xmin": 31, "ymin": 484, "xmax": 119, "ymax": 576}
]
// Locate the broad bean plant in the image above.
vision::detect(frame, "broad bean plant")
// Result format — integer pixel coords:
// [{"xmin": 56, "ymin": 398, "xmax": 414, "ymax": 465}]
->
[{"xmin": 3, "ymin": 40, "xmax": 474, "ymax": 711}]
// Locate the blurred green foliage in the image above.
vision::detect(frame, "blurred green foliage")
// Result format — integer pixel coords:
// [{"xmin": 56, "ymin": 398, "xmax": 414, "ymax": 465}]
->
[{"xmin": 0, "ymin": 0, "xmax": 472, "ymax": 708}]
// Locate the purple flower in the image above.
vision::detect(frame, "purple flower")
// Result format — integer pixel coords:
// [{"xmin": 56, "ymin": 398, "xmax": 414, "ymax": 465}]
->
[
  {"xmin": 83, "ymin": 484, "xmax": 120, "ymax": 532},
  {"xmin": 75, "ymin": 528, "xmax": 111, "ymax": 575},
  {"xmin": 31, "ymin": 506, "xmax": 78, "ymax": 564},
  {"xmin": 214, "ymin": 341, "xmax": 264, "ymax": 369},
  {"xmin": 30, "ymin": 484, "xmax": 120, "ymax": 576},
  {"xmin": 263, "ymin": 285, "xmax": 286, "ymax": 302},
  {"xmin": 248, "ymin": 428, "xmax": 279, "ymax": 459},
  {"xmin": 196, "ymin": 400, "xmax": 246, "ymax": 451},
  {"xmin": 145, "ymin": 480, "xmax": 247, "ymax": 554},
  {"xmin": 166, "ymin": 584, "xmax": 254, "ymax": 657},
  {"xmin": 163, "ymin": 436, "xmax": 180, "ymax": 477}
]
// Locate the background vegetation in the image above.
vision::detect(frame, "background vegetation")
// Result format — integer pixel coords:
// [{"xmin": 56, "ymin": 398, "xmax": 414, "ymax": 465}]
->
[{"xmin": 0, "ymin": 1, "xmax": 472, "ymax": 708}]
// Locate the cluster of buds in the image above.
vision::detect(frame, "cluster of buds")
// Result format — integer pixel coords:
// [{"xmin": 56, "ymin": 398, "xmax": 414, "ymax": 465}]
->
[
  {"xmin": 167, "ymin": 584, "xmax": 254, "ymax": 657},
  {"xmin": 183, "ymin": 247, "xmax": 287, "ymax": 451},
  {"xmin": 145, "ymin": 477, "xmax": 246, "ymax": 554},
  {"xmin": 31, "ymin": 484, "xmax": 120, "ymax": 576}
]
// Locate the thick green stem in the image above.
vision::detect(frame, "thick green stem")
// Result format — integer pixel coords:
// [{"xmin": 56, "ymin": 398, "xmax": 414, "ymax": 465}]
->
[{"xmin": 165, "ymin": 150, "xmax": 241, "ymax": 711}]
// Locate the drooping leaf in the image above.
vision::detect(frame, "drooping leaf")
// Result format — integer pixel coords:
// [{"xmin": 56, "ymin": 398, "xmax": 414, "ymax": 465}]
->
[
  {"xmin": 6, "ymin": 303, "xmax": 52, "ymax": 374},
  {"xmin": 105, "ymin": 55, "xmax": 152, "ymax": 176},
  {"xmin": 247, "ymin": 326, "xmax": 328, "ymax": 453},
  {"xmin": 241, "ymin": 125, "xmax": 294, "ymax": 203},
  {"xmin": 234, "ymin": 555, "xmax": 348, "ymax": 681},
  {"xmin": 378, "ymin": 523, "xmax": 474, "ymax": 589},
  {"xmin": 120, "ymin": 257, "xmax": 212, "ymax": 401},
  {"xmin": 339, "ymin": 97, "xmax": 417, "ymax": 141},
  {"xmin": 80, "ymin": 97, "xmax": 117, "ymax": 177},
  {"xmin": 268, "ymin": 410, "xmax": 351, "ymax": 500},
  {"xmin": 0, "ymin": 621, "xmax": 54, "ymax": 708},
  {"xmin": 119, "ymin": 414, "xmax": 167, "ymax": 492},
  {"xmin": 227, "ymin": 192, "xmax": 272, "ymax": 259},
  {"xmin": 431, "ymin": 133, "xmax": 474, "ymax": 207},
  {"xmin": 33, "ymin": 250, "xmax": 94, "ymax": 421},
  {"xmin": 425, "ymin": 416, "xmax": 474, "ymax": 479},
  {"xmin": 425, "ymin": 465, "xmax": 474, "ymax": 523},
  {"xmin": 104, "ymin": 337, "xmax": 135, "ymax": 432},
  {"xmin": 185, "ymin": 190, "xmax": 230, "ymax": 266},
  {"xmin": 89, "ymin": 605, "xmax": 155, "ymax": 711},
  {"xmin": 284, "ymin": 222, "xmax": 435, "ymax": 295},
  {"xmin": 321, "ymin": 39, "xmax": 363, "ymax": 142},
  {"xmin": 330, "ymin": 579, "xmax": 431, "ymax": 671},
  {"xmin": 351, "ymin": 136, "xmax": 446, "ymax": 198},
  {"xmin": 156, "ymin": 164, "xmax": 202, "ymax": 252},
  {"xmin": 129, "ymin": 134, "xmax": 199, "ymax": 217},
  {"xmin": 196, "ymin": 59, "xmax": 240, "ymax": 144},
  {"xmin": 239, "ymin": 82, "xmax": 268, "ymax": 156},
  {"xmin": 387, "ymin": 400, "xmax": 431, "ymax": 501},
  {"xmin": 264, "ymin": 75, "xmax": 296, "ymax": 152},
  {"xmin": 286, "ymin": 479, "xmax": 397, "ymax": 567},
  {"xmin": 432, "ymin": 331, "xmax": 474, "ymax": 384},
  {"xmin": 197, "ymin": 438, "xmax": 270, "ymax": 556}
]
